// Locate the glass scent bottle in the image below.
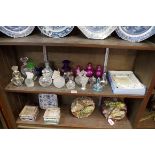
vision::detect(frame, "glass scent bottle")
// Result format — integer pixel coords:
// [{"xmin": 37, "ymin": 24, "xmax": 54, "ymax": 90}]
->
[
  {"xmin": 80, "ymin": 75, "xmax": 89, "ymax": 90},
  {"xmin": 66, "ymin": 76, "xmax": 75, "ymax": 90},
  {"xmin": 44, "ymin": 62, "xmax": 53, "ymax": 77},
  {"xmin": 101, "ymin": 72, "xmax": 108, "ymax": 86},
  {"xmin": 53, "ymin": 76, "xmax": 65, "ymax": 88},
  {"xmin": 25, "ymin": 72, "xmax": 34, "ymax": 87},
  {"xmin": 39, "ymin": 69, "xmax": 52, "ymax": 87},
  {"xmin": 11, "ymin": 66, "xmax": 24, "ymax": 86},
  {"xmin": 95, "ymin": 65, "xmax": 103, "ymax": 78},
  {"xmin": 20, "ymin": 57, "xmax": 29, "ymax": 76},
  {"xmin": 85, "ymin": 63, "xmax": 94, "ymax": 77},
  {"xmin": 61, "ymin": 60, "xmax": 71, "ymax": 73},
  {"xmin": 89, "ymin": 76, "xmax": 96, "ymax": 86},
  {"xmin": 74, "ymin": 65, "xmax": 82, "ymax": 76},
  {"xmin": 93, "ymin": 78, "xmax": 103, "ymax": 92}
]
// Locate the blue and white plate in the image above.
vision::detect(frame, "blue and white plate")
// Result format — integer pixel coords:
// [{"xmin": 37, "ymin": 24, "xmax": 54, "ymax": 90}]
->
[
  {"xmin": 38, "ymin": 26, "xmax": 74, "ymax": 38},
  {"xmin": 116, "ymin": 26, "xmax": 155, "ymax": 42},
  {"xmin": 0, "ymin": 26, "xmax": 35, "ymax": 38},
  {"xmin": 78, "ymin": 26, "xmax": 117, "ymax": 39}
]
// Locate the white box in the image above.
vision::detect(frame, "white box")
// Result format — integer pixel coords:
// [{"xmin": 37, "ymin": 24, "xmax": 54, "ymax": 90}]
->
[{"xmin": 108, "ymin": 71, "xmax": 146, "ymax": 95}]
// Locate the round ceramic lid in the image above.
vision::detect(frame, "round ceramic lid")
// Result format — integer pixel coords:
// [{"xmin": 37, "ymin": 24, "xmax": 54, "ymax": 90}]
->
[
  {"xmin": 0, "ymin": 26, "xmax": 35, "ymax": 38},
  {"xmin": 38, "ymin": 26, "xmax": 74, "ymax": 38},
  {"xmin": 116, "ymin": 26, "xmax": 155, "ymax": 42},
  {"xmin": 78, "ymin": 26, "xmax": 117, "ymax": 39}
]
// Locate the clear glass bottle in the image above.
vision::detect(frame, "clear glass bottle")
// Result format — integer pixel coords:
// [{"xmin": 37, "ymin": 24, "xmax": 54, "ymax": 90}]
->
[
  {"xmin": 25, "ymin": 72, "xmax": 34, "ymax": 87},
  {"xmin": 20, "ymin": 57, "xmax": 29, "ymax": 76},
  {"xmin": 80, "ymin": 75, "xmax": 89, "ymax": 90},
  {"xmin": 11, "ymin": 66, "xmax": 24, "ymax": 86},
  {"xmin": 66, "ymin": 76, "xmax": 75, "ymax": 90},
  {"xmin": 44, "ymin": 62, "xmax": 53, "ymax": 77},
  {"xmin": 39, "ymin": 69, "xmax": 52, "ymax": 87}
]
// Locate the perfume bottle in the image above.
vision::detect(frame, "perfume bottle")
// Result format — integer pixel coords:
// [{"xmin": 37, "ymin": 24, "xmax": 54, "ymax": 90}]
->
[
  {"xmin": 93, "ymin": 77, "xmax": 103, "ymax": 92},
  {"xmin": 39, "ymin": 69, "xmax": 52, "ymax": 87},
  {"xmin": 95, "ymin": 65, "xmax": 103, "ymax": 78},
  {"xmin": 11, "ymin": 66, "xmax": 24, "ymax": 86},
  {"xmin": 25, "ymin": 72, "xmax": 34, "ymax": 87},
  {"xmin": 74, "ymin": 65, "xmax": 82, "ymax": 76},
  {"xmin": 66, "ymin": 76, "xmax": 75, "ymax": 90},
  {"xmin": 43, "ymin": 62, "xmax": 53, "ymax": 77},
  {"xmin": 80, "ymin": 76, "xmax": 89, "ymax": 90},
  {"xmin": 101, "ymin": 72, "xmax": 108, "ymax": 86},
  {"xmin": 61, "ymin": 60, "xmax": 71, "ymax": 73},
  {"xmin": 20, "ymin": 57, "xmax": 29, "ymax": 76},
  {"xmin": 85, "ymin": 63, "xmax": 94, "ymax": 77},
  {"xmin": 53, "ymin": 76, "xmax": 65, "ymax": 88}
]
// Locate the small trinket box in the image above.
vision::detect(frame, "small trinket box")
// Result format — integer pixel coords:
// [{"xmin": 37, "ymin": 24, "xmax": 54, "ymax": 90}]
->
[
  {"xmin": 19, "ymin": 105, "xmax": 39, "ymax": 121},
  {"xmin": 38, "ymin": 94, "xmax": 58, "ymax": 109},
  {"xmin": 43, "ymin": 107, "xmax": 60, "ymax": 124}
]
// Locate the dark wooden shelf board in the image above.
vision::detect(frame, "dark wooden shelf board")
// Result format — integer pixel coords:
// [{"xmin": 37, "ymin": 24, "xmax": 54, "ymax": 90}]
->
[
  {"xmin": 138, "ymin": 109, "xmax": 155, "ymax": 129},
  {"xmin": 5, "ymin": 82, "xmax": 145, "ymax": 99},
  {"xmin": 0, "ymin": 34, "xmax": 155, "ymax": 51},
  {"xmin": 16, "ymin": 104, "xmax": 132, "ymax": 129}
]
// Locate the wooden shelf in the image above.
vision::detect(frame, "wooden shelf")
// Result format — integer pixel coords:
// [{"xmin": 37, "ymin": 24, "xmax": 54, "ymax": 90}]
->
[
  {"xmin": 138, "ymin": 109, "xmax": 155, "ymax": 129},
  {"xmin": 16, "ymin": 104, "xmax": 131, "ymax": 129},
  {"xmin": 0, "ymin": 34, "xmax": 155, "ymax": 51},
  {"xmin": 5, "ymin": 82, "xmax": 145, "ymax": 99}
]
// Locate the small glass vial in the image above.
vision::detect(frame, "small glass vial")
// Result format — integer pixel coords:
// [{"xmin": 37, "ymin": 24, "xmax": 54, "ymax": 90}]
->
[
  {"xmin": 39, "ymin": 70, "xmax": 52, "ymax": 87},
  {"xmin": 11, "ymin": 66, "xmax": 24, "ymax": 86},
  {"xmin": 25, "ymin": 72, "xmax": 34, "ymax": 87}
]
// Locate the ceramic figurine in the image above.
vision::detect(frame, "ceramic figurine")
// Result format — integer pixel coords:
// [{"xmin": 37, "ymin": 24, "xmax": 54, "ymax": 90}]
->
[
  {"xmin": 85, "ymin": 63, "xmax": 94, "ymax": 77},
  {"xmin": 66, "ymin": 76, "xmax": 75, "ymax": 90},
  {"xmin": 93, "ymin": 78, "xmax": 103, "ymax": 92},
  {"xmin": 95, "ymin": 65, "xmax": 103, "ymax": 78},
  {"xmin": 11, "ymin": 66, "xmax": 24, "ymax": 86},
  {"xmin": 53, "ymin": 76, "xmax": 65, "ymax": 88},
  {"xmin": 39, "ymin": 69, "xmax": 52, "ymax": 87},
  {"xmin": 25, "ymin": 72, "xmax": 34, "ymax": 87}
]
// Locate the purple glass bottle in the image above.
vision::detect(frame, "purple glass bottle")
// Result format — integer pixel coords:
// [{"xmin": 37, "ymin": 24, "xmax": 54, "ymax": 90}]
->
[
  {"xmin": 85, "ymin": 63, "xmax": 94, "ymax": 77},
  {"xmin": 61, "ymin": 60, "xmax": 71, "ymax": 73},
  {"xmin": 95, "ymin": 65, "xmax": 103, "ymax": 78}
]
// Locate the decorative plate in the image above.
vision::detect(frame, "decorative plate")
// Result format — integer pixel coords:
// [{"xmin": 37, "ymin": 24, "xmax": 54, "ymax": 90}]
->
[
  {"xmin": 0, "ymin": 26, "xmax": 35, "ymax": 38},
  {"xmin": 78, "ymin": 26, "xmax": 117, "ymax": 39},
  {"xmin": 38, "ymin": 26, "xmax": 74, "ymax": 38},
  {"xmin": 116, "ymin": 26, "xmax": 155, "ymax": 42}
]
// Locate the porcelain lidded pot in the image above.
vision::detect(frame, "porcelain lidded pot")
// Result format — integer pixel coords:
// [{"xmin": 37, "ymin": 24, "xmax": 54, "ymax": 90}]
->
[{"xmin": 85, "ymin": 63, "xmax": 94, "ymax": 77}]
